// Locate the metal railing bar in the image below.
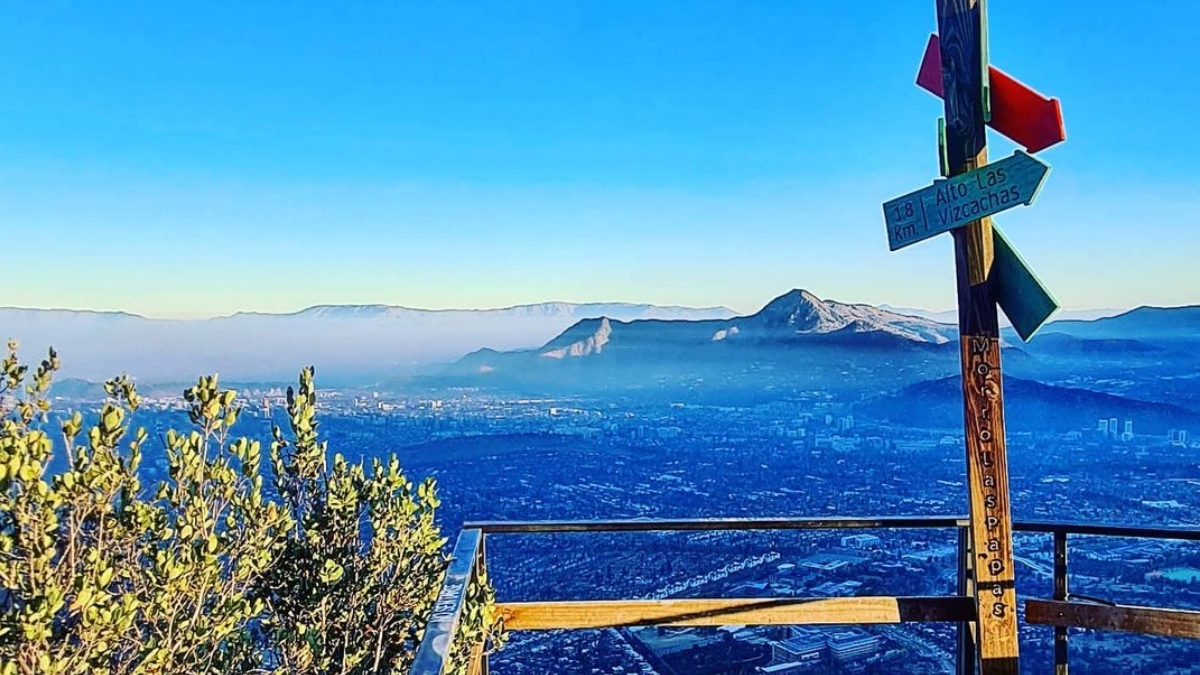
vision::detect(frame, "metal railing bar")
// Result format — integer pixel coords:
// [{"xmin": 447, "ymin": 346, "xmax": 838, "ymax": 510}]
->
[
  {"xmin": 957, "ymin": 527, "xmax": 978, "ymax": 675},
  {"xmin": 1014, "ymin": 521, "xmax": 1200, "ymax": 541},
  {"xmin": 464, "ymin": 517, "xmax": 1200, "ymax": 541},
  {"xmin": 410, "ymin": 528, "xmax": 484, "ymax": 675},
  {"xmin": 464, "ymin": 515, "xmax": 970, "ymax": 534},
  {"xmin": 1053, "ymin": 530, "xmax": 1069, "ymax": 675}
]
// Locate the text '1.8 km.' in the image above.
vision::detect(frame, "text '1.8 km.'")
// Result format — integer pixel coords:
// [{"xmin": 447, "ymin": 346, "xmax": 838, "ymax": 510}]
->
[{"xmin": 883, "ymin": 150, "xmax": 1050, "ymax": 251}]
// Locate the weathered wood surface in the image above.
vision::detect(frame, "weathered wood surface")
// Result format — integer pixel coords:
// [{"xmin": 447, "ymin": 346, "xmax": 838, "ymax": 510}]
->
[
  {"xmin": 1027, "ymin": 600, "xmax": 1200, "ymax": 640},
  {"xmin": 499, "ymin": 596, "xmax": 975, "ymax": 630},
  {"xmin": 466, "ymin": 636, "xmax": 488, "ymax": 675},
  {"xmin": 959, "ymin": 336, "xmax": 1019, "ymax": 658},
  {"xmin": 937, "ymin": 0, "xmax": 1020, "ymax": 673},
  {"xmin": 939, "ymin": 0, "xmax": 994, "ymax": 289}
]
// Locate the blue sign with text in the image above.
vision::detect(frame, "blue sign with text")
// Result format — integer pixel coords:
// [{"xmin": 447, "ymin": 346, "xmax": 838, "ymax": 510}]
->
[{"xmin": 883, "ymin": 150, "xmax": 1050, "ymax": 251}]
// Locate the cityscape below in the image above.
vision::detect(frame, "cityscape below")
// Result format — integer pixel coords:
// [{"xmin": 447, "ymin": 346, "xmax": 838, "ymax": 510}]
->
[{"xmin": 24, "ymin": 290, "xmax": 1200, "ymax": 674}]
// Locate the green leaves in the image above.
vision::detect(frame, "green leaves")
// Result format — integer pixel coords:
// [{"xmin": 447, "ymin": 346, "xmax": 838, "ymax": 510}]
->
[
  {"xmin": 0, "ymin": 345, "xmax": 502, "ymax": 675},
  {"xmin": 318, "ymin": 559, "xmax": 345, "ymax": 585}
]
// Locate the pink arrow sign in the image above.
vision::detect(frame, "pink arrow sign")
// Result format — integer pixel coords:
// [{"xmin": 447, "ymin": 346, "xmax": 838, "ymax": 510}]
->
[{"xmin": 917, "ymin": 34, "xmax": 1066, "ymax": 153}]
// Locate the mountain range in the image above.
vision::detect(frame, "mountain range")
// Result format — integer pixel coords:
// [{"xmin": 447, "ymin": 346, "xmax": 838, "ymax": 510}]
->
[
  {"xmin": 431, "ymin": 291, "xmax": 958, "ymax": 402},
  {"xmin": 857, "ymin": 376, "xmax": 1197, "ymax": 435},
  {"xmin": 879, "ymin": 305, "xmax": 1125, "ymax": 326},
  {"xmin": 6, "ymin": 289, "xmax": 1198, "ymax": 431},
  {"xmin": 429, "ymin": 290, "xmax": 1200, "ymax": 425},
  {"xmin": 0, "ymin": 302, "xmax": 734, "ymax": 384}
]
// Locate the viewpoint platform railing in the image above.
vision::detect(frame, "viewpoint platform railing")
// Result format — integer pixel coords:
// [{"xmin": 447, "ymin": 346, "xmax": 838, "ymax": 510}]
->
[{"xmin": 409, "ymin": 517, "xmax": 1200, "ymax": 675}]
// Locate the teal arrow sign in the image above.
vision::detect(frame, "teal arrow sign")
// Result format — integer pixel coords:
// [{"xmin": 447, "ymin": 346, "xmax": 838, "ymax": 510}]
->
[
  {"xmin": 882, "ymin": 150, "xmax": 1050, "ymax": 251},
  {"xmin": 993, "ymin": 227, "xmax": 1059, "ymax": 342}
]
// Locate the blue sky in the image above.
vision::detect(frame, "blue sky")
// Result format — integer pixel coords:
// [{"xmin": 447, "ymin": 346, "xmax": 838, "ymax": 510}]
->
[{"xmin": 3, "ymin": 1, "xmax": 1198, "ymax": 318}]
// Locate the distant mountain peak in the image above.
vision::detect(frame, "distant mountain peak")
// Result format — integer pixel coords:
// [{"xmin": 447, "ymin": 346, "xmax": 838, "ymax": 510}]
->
[
  {"xmin": 751, "ymin": 289, "xmax": 835, "ymax": 331},
  {"xmin": 738, "ymin": 289, "xmax": 953, "ymax": 343},
  {"xmin": 539, "ymin": 317, "xmax": 614, "ymax": 359}
]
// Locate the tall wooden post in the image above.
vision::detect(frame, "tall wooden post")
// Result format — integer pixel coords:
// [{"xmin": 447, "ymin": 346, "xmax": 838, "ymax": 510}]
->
[{"xmin": 935, "ymin": 1, "xmax": 1020, "ymax": 673}]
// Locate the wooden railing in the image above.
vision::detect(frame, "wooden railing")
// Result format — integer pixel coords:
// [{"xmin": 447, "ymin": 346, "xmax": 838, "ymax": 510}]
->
[
  {"xmin": 1017, "ymin": 521, "xmax": 1200, "ymax": 675},
  {"xmin": 409, "ymin": 517, "xmax": 1200, "ymax": 675}
]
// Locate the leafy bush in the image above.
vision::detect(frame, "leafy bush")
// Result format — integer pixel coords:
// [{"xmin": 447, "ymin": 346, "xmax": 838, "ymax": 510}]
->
[{"xmin": 0, "ymin": 342, "xmax": 501, "ymax": 675}]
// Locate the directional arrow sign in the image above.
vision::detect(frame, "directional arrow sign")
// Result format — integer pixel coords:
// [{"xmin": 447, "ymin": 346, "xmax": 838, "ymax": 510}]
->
[
  {"xmin": 993, "ymin": 228, "xmax": 1059, "ymax": 342},
  {"xmin": 882, "ymin": 150, "xmax": 1049, "ymax": 251},
  {"xmin": 917, "ymin": 34, "xmax": 1066, "ymax": 153}
]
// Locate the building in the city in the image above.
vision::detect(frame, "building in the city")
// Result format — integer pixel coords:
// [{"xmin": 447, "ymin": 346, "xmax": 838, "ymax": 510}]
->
[
  {"xmin": 826, "ymin": 629, "xmax": 882, "ymax": 663},
  {"xmin": 772, "ymin": 629, "xmax": 826, "ymax": 665},
  {"xmin": 841, "ymin": 533, "xmax": 882, "ymax": 550}
]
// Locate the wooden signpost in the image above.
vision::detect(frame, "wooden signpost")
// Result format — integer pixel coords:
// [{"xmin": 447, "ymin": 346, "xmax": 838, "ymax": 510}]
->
[{"xmin": 882, "ymin": 2, "xmax": 1067, "ymax": 673}]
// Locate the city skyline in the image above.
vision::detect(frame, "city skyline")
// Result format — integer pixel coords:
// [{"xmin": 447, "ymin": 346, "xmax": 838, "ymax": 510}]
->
[{"xmin": 4, "ymin": 2, "xmax": 1199, "ymax": 318}]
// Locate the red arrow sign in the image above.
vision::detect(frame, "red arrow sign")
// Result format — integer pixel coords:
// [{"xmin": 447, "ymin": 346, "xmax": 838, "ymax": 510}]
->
[{"xmin": 917, "ymin": 34, "xmax": 1065, "ymax": 153}]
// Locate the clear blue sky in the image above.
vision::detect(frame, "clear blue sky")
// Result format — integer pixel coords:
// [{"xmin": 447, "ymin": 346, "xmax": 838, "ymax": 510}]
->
[{"xmin": 3, "ymin": 1, "xmax": 1198, "ymax": 318}]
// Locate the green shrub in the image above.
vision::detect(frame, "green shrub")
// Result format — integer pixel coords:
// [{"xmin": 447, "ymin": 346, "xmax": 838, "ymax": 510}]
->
[{"xmin": 0, "ymin": 342, "xmax": 501, "ymax": 675}]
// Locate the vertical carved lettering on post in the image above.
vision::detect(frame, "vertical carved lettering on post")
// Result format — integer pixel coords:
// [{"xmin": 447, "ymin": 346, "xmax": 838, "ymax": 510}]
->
[
  {"xmin": 936, "ymin": 0, "xmax": 1020, "ymax": 672},
  {"xmin": 961, "ymin": 335, "xmax": 1019, "ymax": 673}
]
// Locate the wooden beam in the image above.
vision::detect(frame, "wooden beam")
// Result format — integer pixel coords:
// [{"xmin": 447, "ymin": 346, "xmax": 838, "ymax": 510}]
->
[
  {"xmin": 466, "ymin": 637, "xmax": 488, "ymax": 675},
  {"xmin": 499, "ymin": 596, "xmax": 975, "ymax": 631},
  {"xmin": 1027, "ymin": 600, "xmax": 1200, "ymax": 640},
  {"xmin": 936, "ymin": 1, "xmax": 1020, "ymax": 673}
]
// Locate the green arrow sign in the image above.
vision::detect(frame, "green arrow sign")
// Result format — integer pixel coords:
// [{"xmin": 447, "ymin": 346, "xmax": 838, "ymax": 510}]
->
[
  {"xmin": 993, "ymin": 228, "xmax": 1059, "ymax": 342},
  {"xmin": 883, "ymin": 150, "xmax": 1050, "ymax": 251}
]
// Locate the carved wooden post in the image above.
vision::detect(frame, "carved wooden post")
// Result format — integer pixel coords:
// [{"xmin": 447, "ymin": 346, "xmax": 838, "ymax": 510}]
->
[{"xmin": 936, "ymin": 1, "xmax": 1020, "ymax": 672}]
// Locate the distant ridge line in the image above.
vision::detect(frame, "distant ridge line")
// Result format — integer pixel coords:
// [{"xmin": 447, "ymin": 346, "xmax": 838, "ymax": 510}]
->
[
  {"xmin": 0, "ymin": 301, "xmax": 736, "ymax": 322},
  {"xmin": 232, "ymin": 301, "xmax": 737, "ymax": 319},
  {"xmin": 0, "ymin": 307, "xmax": 150, "ymax": 319},
  {"xmin": 7, "ymin": 301, "xmax": 1190, "ymax": 324}
]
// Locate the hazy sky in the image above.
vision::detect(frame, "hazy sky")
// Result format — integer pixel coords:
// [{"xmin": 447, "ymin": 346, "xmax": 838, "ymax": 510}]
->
[{"xmin": 3, "ymin": 1, "xmax": 1198, "ymax": 318}]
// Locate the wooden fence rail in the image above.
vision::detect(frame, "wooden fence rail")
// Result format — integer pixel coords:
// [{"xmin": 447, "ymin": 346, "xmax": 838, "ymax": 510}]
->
[{"xmin": 407, "ymin": 517, "xmax": 1200, "ymax": 675}]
